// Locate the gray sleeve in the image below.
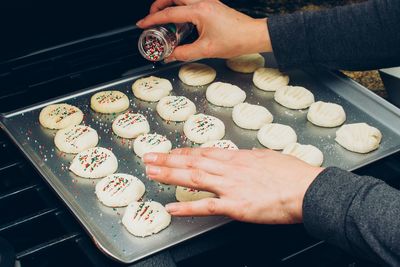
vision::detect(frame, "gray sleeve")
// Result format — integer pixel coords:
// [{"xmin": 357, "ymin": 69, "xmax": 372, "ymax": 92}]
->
[
  {"xmin": 303, "ymin": 167, "xmax": 400, "ymax": 266},
  {"xmin": 267, "ymin": 0, "xmax": 400, "ymax": 71}
]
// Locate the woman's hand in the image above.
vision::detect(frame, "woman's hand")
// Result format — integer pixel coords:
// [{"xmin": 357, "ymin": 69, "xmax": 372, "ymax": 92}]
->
[
  {"xmin": 143, "ymin": 148, "xmax": 324, "ymax": 224},
  {"xmin": 136, "ymin": 0, "xmax": 272, "ymax": 62}
]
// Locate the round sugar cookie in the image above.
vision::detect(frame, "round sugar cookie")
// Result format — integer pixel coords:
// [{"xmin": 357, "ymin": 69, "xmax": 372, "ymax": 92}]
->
[
  {"xmin": 122, "ymin": 201, "xmax": 171, "ymax": 237},
  {"xmin": 54, "ymin": 125, "xmax": 98, "ymax": 154},
  {"xmin": 232, "ymin": 103, "xmax": 273, "ymax": 130},
  {"xmin": 257, "ymin": 123, "xmax": 297, "ymax": 150},
  {"xmin": 335, "ymin": 123, "xmax": 382, "ymax": 153},
  {"xmin": 132, "ymin": 76, "xmax": 172, "ymax": 102},
  {"xmin": 112, "ymin": 111, "xmax": 150, "ymax": 139},
  {"xmin": 175, "ymin": 186, "xmax": 216, "ymax": 202},
  {"xmin": 274, "ymin": 86, "xmax": 315, "ymax": 109},
  {"xmin": 200, "ymin": 140, "xmax": 238, "ymax": 150},
  {"xmin": 39, "ymin": 103, "xmax": 83, "ymax": 130},
  {"xmin": 206, "ymin": 82, "xmax": 246, "ymax": 107},
  {"xmin": 183, "ymin": 114, "xmax": 225, "ymax": 144},
  {"xmin": 307, "ymin": 101, "xmax": 346, "ymax": 127},
  {"xmin": 90, "ymin": 91, "xmax": 129, "ymax": 114},
  {"xmin": 178, "ymin": 63, "xmax": 216, "ymax": 86},
  {"xmin": 253, "ymin": 67, "xmax": 289, "ymax": 91},
  {"xmin": 133, "ymin": 133, "xmax": 172, "ymax": 158},
  {"xmin": 156, "ymin": 96, "xmax": 196, "ymax": 122},
  {"xmin": 69, "ymin": 147, "xmax": 118, "ymax": 179},
  {"xmin": 282, "ymin": 143, "xmax": 324, "ymax": 167},
  {"xmin": 226, "ymin": 53, "xmax": 265, "ymax": 73},
  {"xmin": 95, "ymin": 173, "xmax": 145, "ymax": 207}
]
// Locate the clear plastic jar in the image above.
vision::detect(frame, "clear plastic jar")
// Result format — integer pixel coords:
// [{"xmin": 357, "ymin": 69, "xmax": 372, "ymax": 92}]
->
[{"xmin": 138, "ymin": 23, "xmax": 193, "ymax": 62}]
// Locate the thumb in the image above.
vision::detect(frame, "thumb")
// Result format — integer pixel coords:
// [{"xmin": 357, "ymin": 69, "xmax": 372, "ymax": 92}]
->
[{"xmin": 165, "ymin": 43, "xmax": 205, "ymax": 62}]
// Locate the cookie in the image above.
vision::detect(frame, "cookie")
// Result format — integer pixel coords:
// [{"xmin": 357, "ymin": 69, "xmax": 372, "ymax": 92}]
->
[
  {"xmin": 132, "ymin": 76, "xmax": 172, "ymax": 102},
  {"xmin": 39, "ymin": 103, "xmax": 83, "ymax": 130},
  {"xmin": 112, "ymin": 111, "xmax": 150, "ymax": 138},
  {"xmin": 183, "ymin": 114, "xmax": 225, "ymax": 144},
  {"xmin": 206, "ymin": 82, "xmax": 246, "ymax": 107},
  {"xmin": 90, "ymin": 90, "xmax": 129, "ymax": 114},
  {"xmin": 156, "ymin": 96, "xmax": 196, "ymax": 122},
  {"xmin": 178, "ymin": 63, "xmax": 216, "ymax": 86},
  {"xmin": 54, "ymin": 125, "xmax": 98, "ymax": 153}
]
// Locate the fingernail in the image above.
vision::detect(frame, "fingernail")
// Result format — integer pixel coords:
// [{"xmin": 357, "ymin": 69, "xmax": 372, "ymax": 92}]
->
[
  {"xmin": 143, "ymin": 153, "xmax": 157, "ymax": 163},
  {"xmin": 146, "ymin": 165, "xmax": 161, "ymax": 175},
  {"xmin": 136, "ymin": 19, "xmax": 144, "ymax": 26},
  {"xmin": 165, "ymin": 203, "xmax": 178, "ymax": 213}
]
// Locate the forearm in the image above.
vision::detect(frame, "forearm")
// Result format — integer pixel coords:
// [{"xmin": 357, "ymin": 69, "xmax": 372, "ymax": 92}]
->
[
  {"xmin": 268, "ymin": 0, "xmax": 400, "ymax": 70},
  {"xmin": 303, "ymin": 167, "xmax": 400, "ymax": 266}
]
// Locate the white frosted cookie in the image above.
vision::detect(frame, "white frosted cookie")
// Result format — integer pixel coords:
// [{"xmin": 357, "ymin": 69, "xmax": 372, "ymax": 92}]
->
[
  {"xmin": 335, "ymin": 123, "xmax": 382, "ymax": 153},
  {"xmin": 257, "ymin": 123, "xmax": 297, "ymax": 150},
  {"xmin": 90, "ymin": 91, "xmax": 129, "ymax": 114},
  {"xmin": 54, "ymin": 125, "xmax": 98, "ymax": 154},
  {"xmin": 112, "ymin": 111, "xmax": 150, "ymax": 139},
  {"xmin": 282, "ymin": 143, "xmax": 324, "ymax": 167},
  {"xmin": 122, "ymin": 201, "xmax": 171, "ymax": 237},
  {"xmin": 133, "ymin": 133, "xmax": 172, "ymax": 158},
  {"xmin": 253, "ymin": 68, "xmax": 289, "ymax": 91},
  {"xmin": 156, "ymin": 96, "xmax": 196, "ymax": 122},
  {"xmin": 183, "ymin": 114, "xmax": 225, "ymax": 144},
  {"xmin": 307, "ymin": 101, "xmax": 346, "ymax": 127},
  {"xmin": 132, "ymin": 76, "xmax": 173, "ymax": 102},
  {"xmin": 95, "ymin": 173, "xmax": 145, "ymax": 207},
  {"xmin": 69, "ymin": 147, "xmax": 118, "ymax": 179},
  {"xmin": 226, "ymin": 53, "xmax": 265, "ymax": 73},
  {"xmin": 206, "ymin": 82, "xmax": 246, "ymax": 107},
  {"xmin": 200, "ymin": 139, "xmax": 238, "ymax": 150},
  {"xmin": 274, "ymin": 86, "xmax": 315, "ymax": 109},
  {"xmin": 178, "ymin": 63, "xmax": 216, "ymax": 86},
  {"xmin": 175, "ymin": 186, "xmax": 216, "ymax": 202},
  {"xmin": 39, "ymin": 103, "xmax": 83, "ymax": 130},
  {"xmin": 232, "ymin": 103, "xmax": 273, "ymax": 130}
]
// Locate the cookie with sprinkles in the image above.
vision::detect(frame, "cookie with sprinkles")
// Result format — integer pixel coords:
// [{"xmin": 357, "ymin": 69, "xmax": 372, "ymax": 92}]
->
[
  {"xmin": 200, "ymin": 140, "xmax": 238, "ymax": 150},
  {"xmin": 69, "ymin": 147, "xmax": 118, "ymax": 178},
  {"xmin": 95, "ymin": 173, "xmax": 145, "ymax": 207},
  {"xmin": 122, "ymin": 201, "xmax": 171, "ymax": 237},
  {"xmin": 54, "ymin": 125, "xmax": 98, "ymax": 154},
  {"xmin": 175, "ymin": 186, "xmax": 216, "ymax": 202},
  {"xmin": 39, "ymin": 103, "xmax": 83, "ymax": 130},
  {"xmin": 183, "ymin": 114, "xmax": 225, "ymax": 144},
  {"xmin": 132, "ymin": 76, "xmax": 172, "ymax": 102},
  {"xmin": 112, "ymin": 111, "xmax": 150, "ymax": 138},
  {"xmin": 156, "ymin": 96, "xmax": 196, "ymax": 122},
  {"xmin": 133, "ymin": 133, "xmax": 172, "ymax": 158},
  {"xmin": 206, "ymin": 82, "xmax": 246, "ymax": 107},
  {"xmin": 90, "ymin": 90, "xmax": 129, "ymax": 114},
  {"xmin": 178, "ymin": 63, "xmax": 216, "ymax": 86}
]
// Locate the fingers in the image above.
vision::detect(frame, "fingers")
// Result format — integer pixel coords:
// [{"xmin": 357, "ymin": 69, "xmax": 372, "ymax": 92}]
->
[
  {"xmin": 170, "ymin": 147, "xmax": 237, "ymax": 161},
  {"xmin": 165, "ymin": 198, "xmax": 229, "ymax": 216},
  {"xmin": 143, "ymin": 152, "xmax": 226, "ymax": 175},
  {"xmin": 137, "ymin": 6, "xmax": 195, "ymax": 28},
  {"xmin": 146, "ymin": 165, "xmax": 223, "ymax": 192}
]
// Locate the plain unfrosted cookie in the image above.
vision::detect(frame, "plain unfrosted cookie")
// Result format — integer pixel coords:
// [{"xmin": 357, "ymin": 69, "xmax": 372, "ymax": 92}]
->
[
  {"xmin": 184, "ymin": 114, "xmax": 225, "ymax": 144},
  {"xmin": 175, "ymin": 186, "xmax": 216, "ymax": 202},
  {"xmin": 226, "ymin": 53, "xmax": 265, "ymax": 73},
  {"xmin": 133, "ymin": 133, "xmax": 172, "ymax": 158},
  {"xmin": 39, "ymin": 104, "xmax": 83, "ymax": 130},
  {"xmin": 282, "ymin": 143, "xmax": 324, "ymax": 167},
  {"xmin": 178, "ymin": 63, "xmax": 216, "ymax": 86},
  {"xmin": 112, "ymin": 111, "xmax": 150, "ymax": 139},
  {"xmin": 54, "ymin": 125, "xmax": 98, "ymax": 154},
  {"xmin": 335, "ymin": 123, "xmax": 382, "ymax": 153},
  {"xmin": 253, "ymin": 68, "xmax": 289, "ymax": 91},
  {"xmin": 156, "ymin": 96, "xmax": 196, "ymax": 121},
  {"xmin": 206, "ymin": 82, "xmax": 246, "ymax": 107},
  {"xmin": 90, "ymin": 91, "xmax": 129, "ymax": 114},
  {"xmin": 232, "ymin": 103, "xmax": 273, "ymax": 130},
  {"xmin": 132, "ymin": 76, "xmax": 172, "ymax": 102},
  {"xmin": 70, "ymin": 147, "xmax": 118, "ymax": 179},
  {"xmin": 257, "ymin": 123, "xmax": 297, "ymax": 150},
  {"xmin": 274, "ymin": 86, "xmax": 315, "ymax": 109},
  {"xmin": 122, "ymin": 201, "xmax": 171, "ymax": 237},
  {"xmin": 307, "ymin": 101, "xmax": 346, "ymax": 127},
  {"xmin": 95, "ymin": 173, "xmax": 145, "ymax": 207},
  {"xmin": 200, "ymin": 139, "xmax": 238, "ymax": 150}
]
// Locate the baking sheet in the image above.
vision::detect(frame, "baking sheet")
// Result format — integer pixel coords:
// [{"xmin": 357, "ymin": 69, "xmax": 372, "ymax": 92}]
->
[{"xmin": 2, "ymin": 54, "xmax": 400, "ymax": 263}]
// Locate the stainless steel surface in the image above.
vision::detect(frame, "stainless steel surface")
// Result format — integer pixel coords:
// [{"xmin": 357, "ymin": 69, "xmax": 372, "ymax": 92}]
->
[{"xmin": 2, "ymin": 55, "xmax": 400, "ymax": 263}]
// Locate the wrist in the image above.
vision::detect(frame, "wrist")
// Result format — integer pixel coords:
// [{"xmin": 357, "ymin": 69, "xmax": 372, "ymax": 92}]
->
[{"xmin": 252, "ymin": 18, "xmax": 272, "ymax": 53}]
